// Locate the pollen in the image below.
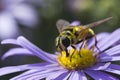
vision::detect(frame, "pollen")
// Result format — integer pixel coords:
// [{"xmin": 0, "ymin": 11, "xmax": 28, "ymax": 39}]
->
[{"xmin": 57, "ymin": 48, "xmax": 96, "ymax": 70}]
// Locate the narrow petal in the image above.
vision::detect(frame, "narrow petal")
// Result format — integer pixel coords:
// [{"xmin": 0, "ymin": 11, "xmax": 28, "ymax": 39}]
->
[
  {"xmin": 11, "ymin": 65, "xmax": 63, "ymax": 80},
  {"xmin": 0, "ymin": 12, "xmax": 19, "ymax": 39},
  {"xmin": 100, "ymin": 56, "xmax": 120, "ymax": 62},
  {"xmin": 10, "ymin": 69, "xmax": 37, "ymax": 79},
  {"xmin": 23, "ymin": 70, "xmax": 67, "ymax": 80},
  {"xmin": 89, "ymin": 62, "xmax": 111, "ymax": 70},
  {"xmin": 11, "ymin": 4, "xmax": 38, "ymax": 27},
  {"xmin": 25, "ymin": 74, "xmax": 46, "ymax": 80},
  {"xmin": 88, "ymin": 32, "xmax": 110, "ymax": 48},
  {"xmin": 69, "ymin": 71, "xmax": 80, "ymax": 80},
  {"xmin": 2, "ymin": 48, "xmax": 33, "ymax": 60},
  {"xmin": 10, "ymin": 63, "xmax": 60, "ymax": 79},
  {"xmin": 0, "ymin": 62, "xmax": 49, "ymax": 76},
  {"xmin": 105, "ymin": 44, "xmax": 120, "ymax": 53},
  {"xmin": 104, "ymin": 68, "xmax": 120, "ymax": 75},
  {"xmin": 85, "ymin": 70, "xmax": 118, "ymax": 80},
  {"xmin": 45, "ymin": 70, "xmax": 67, "ymax": 80},
  {"xmin": 100, "ymin": 50, "xmax": 120, "ymax": 59},
  {"xmin": 109, "ymin": 64, "xmax": 120, "ymax": 70},
  {"xmin": 55, "ymin": 71, "xmax": 70, "ymax": 80},
  {"xmin": 78, "ymin": 70, "xmax": 87, "ymax": 80},
  {"xmin": 11, "ymin": 70, "xmax": 47, "ymax": 80},
  {"xmin": 100, "ymin": 44, "xmax": 120, "ymax": 57},
  {"xmin": 17, "ymin": 36, "xmax": 57, "ymax": 63},
  {"xmin": 96, "ymin": 28, "xmax": 120, "ymax": 51},
  {"xmin": 1, "ymin": 39, "xmax": 18, "ymax": 45},
  {"xmin": 104, "ymin": 64, "xmax": 120, "ymax": 75}
]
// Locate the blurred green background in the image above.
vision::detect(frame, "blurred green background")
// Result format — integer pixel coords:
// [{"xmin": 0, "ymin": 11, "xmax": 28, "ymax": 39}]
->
[
  {"xmin": 34, "ymin": 0, "xmax": 120, "ymax": 53},
  {"xmin": 0, "ymin": 0, "xmax": 120, "ymax": 79}
]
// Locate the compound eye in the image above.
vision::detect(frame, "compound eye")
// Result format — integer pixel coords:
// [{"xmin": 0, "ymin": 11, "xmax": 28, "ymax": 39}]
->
[{"xmin": 62, "ymin": 37, "xmax": 70, "ymax": 47}]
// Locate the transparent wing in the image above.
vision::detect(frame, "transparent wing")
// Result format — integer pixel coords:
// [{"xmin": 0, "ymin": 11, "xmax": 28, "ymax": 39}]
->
[{"xmin": 56, "ymin": 19, "xmax": 70, "ymax": 32}]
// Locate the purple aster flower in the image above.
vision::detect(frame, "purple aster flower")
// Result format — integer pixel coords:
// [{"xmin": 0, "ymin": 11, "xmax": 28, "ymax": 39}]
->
[
  {"xmin": 1, "ymin": 29, "xmax": 120, "ymax": 79},
  {"xmin": 0, "ymin": 0, "xmax": 40, "ymax": 39}
]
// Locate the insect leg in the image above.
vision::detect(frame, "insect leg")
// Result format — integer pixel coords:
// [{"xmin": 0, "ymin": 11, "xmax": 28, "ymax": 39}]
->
[
  {"xmin": 88, "ymin": 29, "xmax": 101, "ymax": 52},
  {"xmin": 70, "ymin": 45, "xmax": 76, "ymax": 61},
  {"xmin": 94, "ymin": 35, "xmax": 101, "ymax": 52},
  {"xmin": 79, "ymin": 40, "xmax": 86, "ymax": 50},
  {"xmin": 78, "ymin": 40, "xmax": 87, "ymax": 58},
  {"xmin": 56, "ymin": 44, "xmax": 69, "ymax": 57},
  {"xmin": 65, "ymin": 49, "xmax": 69, "ymax": 57}
]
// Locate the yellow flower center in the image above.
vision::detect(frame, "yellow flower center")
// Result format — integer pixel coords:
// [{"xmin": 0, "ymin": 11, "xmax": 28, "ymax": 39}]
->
[{"xmin": 57, "ymin": 48, "xmax": 96, "ymax": 70}]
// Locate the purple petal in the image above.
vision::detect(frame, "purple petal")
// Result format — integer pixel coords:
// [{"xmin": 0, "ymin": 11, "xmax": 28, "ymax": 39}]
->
[
  {"xmin": 70, "ymin": 21, "xmax": 80, "ymax": 26},
  {"xmin": 1, "ymin": 39, "xmax": 18, "ymax": 45},
  {"xmin": 88, "ymin": 32, "xmax": 110, "ymax": 48},
  {"xmin": 78, "ymin": 70, "xmax": 87, "ymax": 80},
  {"xmin": 27, "ymin": 71, "xmax": 68, "ymax": 80},
  {"xmin": 17, "ymin": 36, "xmax": 57, "ymax": 63},
  {"xmin": 11, "ymin": 70, "xmax": 47, "ymax": 80},
  {"xmin": 45, "ymin": 70, "xmax": 68, "ymax": 80},
  {"xmin": 55, "ymin": 71, "xmax": 70, "ymax": 80},
  {"xmin": 104, "ymin": 64, "xmax": 120, "ymax": 75},
  {"xmin": 100, "ymin": 44, "xmax": 120, "ymax": 57},
  {"xmin": 100, "ymin": 50, "xmax": 120, "ymax": 59},
  {"xmin": 22, "ymin": 74, "xmax": 46, "ymax": 80},
  {"xmin": 69, "ymin": 71, "xmax": 80, "ymax": 80},
  {"xmin": 105, "ymin": 44, "xmax": 120, "ymax": 53},
  {"xmin": 11, "ymin": 65, "xmax": 63, "ymax": 80},
  {"xmin": 0, "ymin": 62, "xmax": 49, "ymax": 76},
  {"xmin": 109, "ymin": 64, "xmax": 120, "ymax": 70},
  {"xmin": 100, "ymin": 56, "xmax": 120, "ymax": 62},
  {"xmin": 11, "ymin": 4, "xmax": 38, "ymax": 27},
  {"xmin": 96, "ymin": 28, "xmax": 120, "ymax": 51},
  {"xmin": 85, "ymin": 70, "xmax": 118, "ymax": 80},
  {"xmin": 10, "ymin": 70, "xmax": 38, "ymax": 79},
  {"xmin": 2, "ymin": 48, "xmax": 33, "ymax": 60},
  {"xmin": 104, "ymin": 68, "xmax": 120, "ymax": 75},
  {"xmin": 89, "ymin": 62, "xmax": 111, "ymax": 70},
  {"xmin": 0, "ymin": 12, "xmax": 19, "ymax": 39}
]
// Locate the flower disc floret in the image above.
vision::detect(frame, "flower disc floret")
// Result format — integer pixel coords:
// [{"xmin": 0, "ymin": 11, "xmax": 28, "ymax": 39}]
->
[{"xmin": 58, "ymin": 48, "xmax": 96, "ymax": 70}]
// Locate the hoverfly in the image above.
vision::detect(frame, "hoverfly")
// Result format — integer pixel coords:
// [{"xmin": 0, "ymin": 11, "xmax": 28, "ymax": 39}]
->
[{"xmin": 56, "ymin": 17, "xmax": 112, "ymax": 57}]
